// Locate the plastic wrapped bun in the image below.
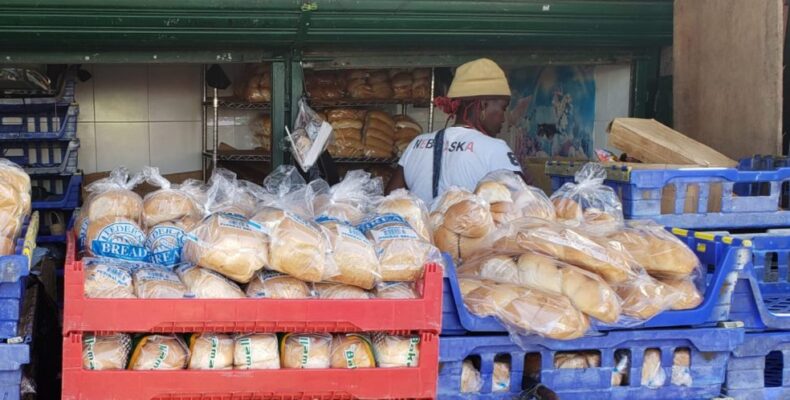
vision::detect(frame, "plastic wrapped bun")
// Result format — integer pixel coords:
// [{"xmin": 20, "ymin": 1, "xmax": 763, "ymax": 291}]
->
[
  {"xmin": 549, "ymin": 163, "xmax": 623, "ymax": 234},
  {"xmin": 458, "ymin": 278, "xmax": 484, "ymax": 296},
  {"xmin": 251, "ymin": 207, "xmax": 333, "ymax": 282},
  {"xmin": 83, "ymin": 258, "xmax": 136, "ymax": 299},
  {"xmin": 314, "ymin": 282, "xmax": 372, "ymax": 299},
  {"xmin": 234, "ymin": 334, "xmax": 280, "ymax": 370},
  {"xmin": 141, "ymin": 166, "xmax": 202, "ymax": 228},
  {"xmin": 433, "ymin": 225, "xmax": 492, "ymax": 262},
  {"xmin": 85, "ymin": 167, "xmax": 144, "ymax": 223},
  {"xmin": 358, "ymin": 213, "xmax": 437, "ymax": 281},
  {"xmin": 374, "ymin": 282, "xmax": 418, "ymax": 299},
  {"xmin": 281, "ymin": 333, "xmax": 332, "ymax": 369},
  {"xmin": 331, "ymin": 334, "xmax": 376, "ymax": 369},
  {"xmin": 617, "ymin": 274, "xmax": 681, "ymax": 320},
  {"xmin": 86, "ymin": 216, "xmax": 149, "ymax": 262},
  {"xmin": 129, "ymin": 335, "xmax": 189, "ymax": 370},
  {"xmin": 83, "ymin": 333, "xmax": 132, "ymax": 370},
  {"xmin": 376, "ymin": 189, "xmax": 432, "ymax": 242},
  {"xmin": 607, "ymin": 222, "xmax": 699, "ymax": 280},
  {"xmin": 663, "ymin": 278, "xmax": 703, "ymax": 310},
  {"xmin": 317, "ymin": 217, "xmax": 380, "ymax": 290},
  {"xmin": 461, "ymin": 360, "xmax": 483, "ymax": 393},
  {"xmin": 176, "ymin": 265, "xmax": 245, "ymax": 299},
  {"xmin": 307, "ymin": 170, "xmax": 382, "ymax": 225},
  {"xmin": 475, "ymin": 169, "xmax": 555, "ymax": 225},
  {"xmin": 373, "ymin": 333, "xmax": 420, "ymax": 368},
  {"xmin": 432, "ymin": 187, "xmax": 494, "ymax": 238},
  {"xmin": 188, "ymin": 333, "xmax": 234, "ymax": 370},
  {"xmin": 0, "ymin": 159, "xmax": 31, "ymax": 217},
  {"xmin": 133, "ymin": 266, "xmax": 187, "ymax": 299},
  {"xmin": 182, "ymin": 213, "xmax": 269, "ymax": 284},
  {"xmin": 245, "ymin": 271, "xmax": 313, "ymax": 299}
]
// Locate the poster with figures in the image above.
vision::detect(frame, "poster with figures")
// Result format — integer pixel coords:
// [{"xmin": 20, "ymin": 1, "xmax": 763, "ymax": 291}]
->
[{"xmin": 501, "ymin": 66, "xmax": 596, "ymax": 162}]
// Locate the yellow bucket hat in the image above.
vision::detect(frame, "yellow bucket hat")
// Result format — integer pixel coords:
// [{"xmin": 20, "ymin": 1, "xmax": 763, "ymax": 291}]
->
[{"xmin": 447, "ymin": 58, "xmax": 510, "ymax": 99}]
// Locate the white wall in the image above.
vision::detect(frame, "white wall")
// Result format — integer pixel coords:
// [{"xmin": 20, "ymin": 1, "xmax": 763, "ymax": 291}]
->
[{"xmin": 592, "ymin": 64, "xmax": 631, "ymax": 154}]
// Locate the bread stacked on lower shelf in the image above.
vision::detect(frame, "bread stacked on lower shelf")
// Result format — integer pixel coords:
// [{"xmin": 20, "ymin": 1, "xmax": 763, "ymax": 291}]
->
[
  {"xmin": 236, "ymin": 64, "xmax": 272, "ymax": 103},
  {"xmin": 326, "ymin": 109, "xmax": 366, "ymax": 158},
  {"xmin": 393, "ymin": 115, "xmax": 422, "ymax": 155},
  {"xmin": 363, "ymin": 111, "xmax": 396, "ymax": 158}
]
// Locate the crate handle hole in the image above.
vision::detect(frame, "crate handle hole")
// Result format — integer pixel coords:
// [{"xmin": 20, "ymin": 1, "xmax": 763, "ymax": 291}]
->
[
  {"xmin": 764, "ymin": 351, "xmax": 784, "ymax": 388},
  {"xmin": 671, "ymin": 347, "xmax": 692, "ymax": 386},
  {"xmin": 522, "ymin": 352, "xmax": 542, "ymax": 391}
]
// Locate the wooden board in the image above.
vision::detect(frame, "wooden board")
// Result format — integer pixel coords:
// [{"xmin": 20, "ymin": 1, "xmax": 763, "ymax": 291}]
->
[
  {"xmin": 608, "ymin": 118, "xmax": 737, "ymax": 167},
  {"xmin": 674, "ymin": 0, "xmax": 783, "ymax": 158}
]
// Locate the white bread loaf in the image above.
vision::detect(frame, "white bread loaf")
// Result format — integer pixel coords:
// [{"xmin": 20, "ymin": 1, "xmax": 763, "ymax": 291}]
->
[
  {"xmin": 554, "ymin": 352, "xmax": 601, "ymax": 369},
  {"xmin": 433, "ymin": 226, "xmax": 491, "ymax": 262},
  {"xmin": 314, "ymin": 282, "xmax": 372, "ymax": 299},
  {"xmin": 358, "ymin": 214, "xmax": 435, "ymax": 281},
  {"xmin": 0, "ymin": 236, "xmax": 15, "ymax": 257},
  {"xmin": 86, "ymin": 216, "xmax": 148, "ymax": 261},
  {"xmin": 441, "ymin": 199, "xmax": 494, "ymax": 238},
  {"xmin": 84, "ymin": 260, "xmax": 136, "ymax": 299},
  {"xmin": 129, "ymin": 335, "xmax": 189, "ymax": 370},
  {"xmin": 82, "ymin": 333, "xmax": 132, "ymax": 370},
  {"xmin": 374, "ymin": 282, "xmax": 418, "ymax": 299},
  {"xmin": 188, "ymin": 333, "xmax": 234, "ymax": 370},
  {"xmin": 607, "ymin": 224, "xmax": 699, "ymax": 280},
  {"xmin": 318, "ymin": 218, "xmax": 380, "ymax": 290},
  {"xmin": 133, "ymin": 266, "xmax": 187, "ymax": 299},
  {"xmin": 245, "ymin": 271, "xmax": 314, "ymax": 299},
  {"xmin": 143, "ymin": 189, "xmax": 201, "ymax": 228},
  {"xmin": 671, "ymin": 348, "xmax": 692, "ymax": 386},
  {"xmin": 617, "ymin": 275, "xmax": 680, "ymax": 319},
  {"xmin": 88, "ymin": 188, "xmax": 144, "ymax": 223},
  {"xmin": 281, "ymin": 333, "xmax": 332, "ymax": 369},
  {"xmin": 176, "ymin": 265, "xmax": 245, "ymax": 299},
  {"xmin": 458, "ymin": 278, "xmax": 483, "ymax": 296},
  {"xmin": 331, "ymin": 334, "xmax": 376, "ymax": 369},
  {"xmin": 182, "ymin": 213, "xmax": 269, "ymax": 284},
  {"xmin": 0, "ymin": 178, "xmax": 25, "ymax": 220},
  {"xmin": 234, "ymin": 334, "xmax": 280, "ymax": 370},
  {"xmin": 475, "ymin": 181, "xmax": 513, "ymax": 204},
  {"xmin": 663, "ymin": 278, "xmax": 703, "ymax": 310},
  {"xmin": 0, "ymin": 160, "xmax": 31, "ymax": 216},
  {"xmin": 376, "ymin": 189, "xmax": 432, "ymax": 243},
  {"xmin": 373, "ymin": 334, "xmax": 420, "ymax": 368}
]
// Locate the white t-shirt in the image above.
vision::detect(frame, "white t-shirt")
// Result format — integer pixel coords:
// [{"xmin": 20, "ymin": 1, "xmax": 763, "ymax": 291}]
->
[{"xmin": 398, "ymin": 126, "xmax": 522, "ymax": 206}]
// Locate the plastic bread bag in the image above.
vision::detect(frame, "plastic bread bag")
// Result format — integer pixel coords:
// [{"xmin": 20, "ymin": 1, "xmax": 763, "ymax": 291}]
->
[
  {"xmin": 145, "ymin": 222, "xmax": 187, "ymax": 268},
  {"xmin": 374, "ymin": 282, "xmax": 418, "ymax": 299},
  {"xmin": 245, "ymin": 270, "xmax": 315, "ymax": 299},
  {"xmin": 462, "ymin": 279, "xmax": 590, "ymax": 341},
  {"xmin": 493, "ymin": 359, "xmax": 510, "ymax": 392},
  {"xmin": 176, "ymin": 264, "xmax": 245, "ymax": 299},
  {"xmin": 550, "ymin": 163, "xmax": 623, "ymax": 235},
  {"xmin": 307, "ymin": 169, "xmax": 382, "ymax": 225},
  {"xmin": 188, "ymin": 333, "xmax": 235, "ymax": 370},
  {"xmin": 83, "ymin": 333, "xmax": 132, "ymax": 370},
  {"xmin": 132, "ymin": 265, "xmax": 187, "ymax": 299},
  {"xmin": 375, "ymin": 188, "xmax": 432, "ymax": 243},
  {"xmin": 461, "ymin": 360, "xmax": 483, "ymax": 393},
  {"xmin": 474, "ymin": 169, "xmax": 555, "ymax": 224},
  {"xmin": 140, "ymin": 166, "xmax": 203, "ymax": 229},
  {"xmin": 203, "ymin": 169, "xmax": 258, "ymax": 218},
  {"xmin": 671, "ymin": 348, "xmax": 692, "ymax": 387},
  {"xmin": 314, "ymin": 282, "xmax": 373, "ymax": 299},
  {"xmin": 86, "ymin": 216, "xmax": 149, "ymax": 262},
  {"xmin": 372, "ymin": 333, "xmax": 420, "ymax": 368},
  {"xmin": 554, "ymin": 352, "xmax": 601, "ymax": 369},
  {"xmin": 330, "ymin": 334, "xmax": 376, "ymax": 369},
  {"xmin": 234, "ymin": 334, "xmax": 280, "ymax": 370},
  {"xmin": 84, "ymin": 167, "xmax": 145, "ymax": 223},
  {"xmin": 662, "ymin": 277, "xmax": 703, "ymax": 310},
  {"xmin": 288, "ymin": 98, "xmax": 332, "ymax": 172},
  {"xmin": 250, "ymin": 206, "xmax": 336, "ymax": 282},
  {"xmin": 457, "ymin": 250, "xmax": 621, "ymax": 324},
  {"xmin": 316, "ymin": 216, "xmax": 380, "ymax": 289},
  {"xmin": 0, "ymin": 158, "xmax": 31, "ymax": 217},
  {"xmin": 128, "ymin": 335, "xmax": 189, "ymax": 370},
  {"xmin": 431, "ymin": 187, "xmax": 495, "ymax": 238},
  {"xmin": 357, "ymin": 213, "xmax": 440, "ymax": 282},
  {"xmin": 606, "ymin": 221, "xmax": 700, "ymax": 280},
  {"xmin": 641, "ymin": 348, "xmax": 666, "ymax": 388},
  {"xmin": 83, "ymin": 257, "xmax": 136, "ymax": 299},
  {"xmin": 260, "ymin": 165, "xmax": 312, "ymax": 217},
  {"xmin": 281, "ymin": 333, "xmax": 332, "ymax": 369}
]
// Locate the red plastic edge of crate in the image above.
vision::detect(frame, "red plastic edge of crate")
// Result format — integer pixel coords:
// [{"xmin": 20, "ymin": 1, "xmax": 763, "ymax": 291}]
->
[
  {"xmin": 62, "ymin": 331, "xmax": 438, "ymax": 400},
  {"xmin": 64, "ymin": 232, "xmax": 443, "ymax": 334}
]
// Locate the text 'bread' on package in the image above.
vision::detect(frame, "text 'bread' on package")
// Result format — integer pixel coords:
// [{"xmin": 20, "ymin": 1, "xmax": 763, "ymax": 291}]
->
[{"xmin": 357, "ymin": 213, "xmax": 438, "ymax": 282}]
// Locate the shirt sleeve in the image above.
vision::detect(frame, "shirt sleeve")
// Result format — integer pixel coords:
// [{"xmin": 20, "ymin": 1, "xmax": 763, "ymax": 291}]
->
[{"xmin": 487, "ymin": 140, "xmax": 522, "ymax": 172}]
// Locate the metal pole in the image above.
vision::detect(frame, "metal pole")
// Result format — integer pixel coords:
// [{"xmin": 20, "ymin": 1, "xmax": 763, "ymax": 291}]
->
[
  {"xmin": 428, "ymin": 67, "xmax": 436, "ymax": 131},
  {"xmin": 212, "ymin": 87, "xmax": 219, "ymax": 173},
  {"xmin": 201, "ymin": 65, "xmax": 207, "ymax": 181}
]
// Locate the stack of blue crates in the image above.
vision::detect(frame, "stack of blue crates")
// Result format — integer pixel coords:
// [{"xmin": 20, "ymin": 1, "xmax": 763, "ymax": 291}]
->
[{"xmin": 0, "ymin": 74, "xmax": 83, "ymax": 243}]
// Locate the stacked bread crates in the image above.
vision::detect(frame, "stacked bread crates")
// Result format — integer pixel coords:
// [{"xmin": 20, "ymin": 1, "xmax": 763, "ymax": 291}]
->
[
  {"xmin": 0, "ymin": 71, "xmax": 82, "ymax": 243},
  {"xmin": 546, "ymin": 157, "xmax": 790, "ymax": 399},
  {"xmin": 62, "ymin": 230, "xmax": 443, "ymax": 399}
]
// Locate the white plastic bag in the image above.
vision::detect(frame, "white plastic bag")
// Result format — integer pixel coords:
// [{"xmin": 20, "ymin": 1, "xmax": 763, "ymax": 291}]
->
[
  {"xmin": 357, "ymin": 213, "xmax": 439, "ymax": 282},
  {"xmin": 475, "ymin": 169, "xmax": 555, "ymax": 225},
  {"xmin": 84, "ymin": 167, "xmax": 145, "ymax": 223},
  {"xmin": 141, "ymin": 166, "xmax": 203, "ymax": 229},
  {"xmin": 83, "ymin": 258, "xmax": 136, "ymax": 299},
  {"xmin": 550, "ymin": 163, "xmax": 623, "ymax": 234},
  {"xmin": 288, "ymin": 98, "xmax": 333, "ymax": 172},
  {"xmin": 307, "ymin": 169, "xmax": 382, "ymax": 225}
]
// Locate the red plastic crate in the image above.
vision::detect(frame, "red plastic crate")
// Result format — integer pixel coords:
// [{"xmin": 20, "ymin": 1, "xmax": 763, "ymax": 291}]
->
[
  {"xmin": 62, "ymin": 331, "xmax": 438, "ymax": 400},
  {"xmin": 64, "ymin": 232, "xmax": 443, "ymax": 335}
]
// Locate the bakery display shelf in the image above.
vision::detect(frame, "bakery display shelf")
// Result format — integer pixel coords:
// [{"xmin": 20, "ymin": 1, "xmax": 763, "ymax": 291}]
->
[
  {"xmin": 331, "ymin": 156, "xmax": 399, "ymax": 165},
  {"xmin": 201, "ymin": 151, "xmax": 271, "ymax": 163},
  {"xmin": 310, "ymin": 98, "xmax": 430, "ymax": 109},
  {"xmin": 202, "ymin": 98, "xmax": 271, "ymax": 111}
]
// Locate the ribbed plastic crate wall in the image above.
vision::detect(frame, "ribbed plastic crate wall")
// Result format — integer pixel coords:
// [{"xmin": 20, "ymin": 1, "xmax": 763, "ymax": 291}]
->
[{"xmin": 726, "ymin": 331, "xmax": 790, "ymax": 400}]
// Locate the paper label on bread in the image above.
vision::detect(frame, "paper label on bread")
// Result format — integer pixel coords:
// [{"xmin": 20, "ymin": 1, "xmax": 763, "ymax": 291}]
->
[
  {"xmin": 90, "ymin": 221, "xmax": 149, "ymax": 261},
  {"xmin": 145, "ymin": 225, "xmax": 186, "ymax": 267},
  {"xmin": 358, "ymin": 214, "xmax": 419, "ymax": 241},
  {"xmin": 84, "ymin": 336, "xmax": 98, "ymax": 370},
  {"xmin": 89, "ymin": 263, "xmax": 133, "ymax": 288}
]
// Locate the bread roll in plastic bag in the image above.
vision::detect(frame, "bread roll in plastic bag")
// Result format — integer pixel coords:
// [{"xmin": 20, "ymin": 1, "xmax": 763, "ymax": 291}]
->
[
  {"xmin": 0, "ymin": 208, "xmax": 22, "ymax": 241},
  {"xmin": 0, "ymin": 235, "xmax": 15, "ymax": 257},
  {"xmin": 461, "ymin": 360, "xmax": 483, "ymax": 393},
  {"xmin": 433, "ymin": 224, "xmax": 492, "ymax": 263},
  {"xmin": 176, "ymin": 264, "xmax": 245, "ymax": 299},
  {"xmin": 145, "ymin": 222, "xmax": 187, "ymax": 268},
  {"xmin": 245, "ymin": 270, "xmax": 314, "ymax": 299},
  {"xmin": 314, "ymin": 282, "xmax": 372, "ymax": 299},
  {"xmin": 317, "ymin": 216, "xmax": 380, "ymax": 289},
  {"xmin": 641, "ymin": 349, "xmax": 666, "ymax": 388},
  {"xmin": 374, "ymin": 282, "xmax": 418, "ymax": 299},
  {"xmin": 84, "ymin": 167, "xmax": 145, "ymax": 223},
  {"xmin": 458, "ymin": 251, "xmax": 621, "ymax": 324},
  {"xmin": 0, "ymin": 159, "xmax": 31, "ymax": 217},
  {"xmin": 331, "ymin": 334, "xmax": 375, "ymax": 369},
  {"xmin": 475, "ymin": 169, "xmax": 555, "ymax": 224},
  {"xmin": 431, "ymin": 187, "xmax": 494, "ymax": 238},
  {"xmin": 554, "ymin": 352, "xmax": 601, "ymax": 369},
  {"xmin": 373, "ymin": 333, "xmax": 420, "ymax": 368},
  {"xmin": 129, "ymin": 335, "xmax": 189, "ymax": 370},
  {"xmin": 357, "ymin": 213, "xmax": 439, "ymax": 282},
  {"xmin": 202, "ymin": 169, "xmax": 259, "ymax": 218},
  {"xmin": 281, "ymin": 333, "xmax": 332, "ymax": 369},
  {"xmin": 376, "ymin": 189, "xmax": 432, "ymax": 242},
  {"xmin": 133, "ymin": 266, "xmax": 187, "ymax": 299},
  {"xmin": 672, "ymin": 348, "xmax": 692, "ymax": 387},
  {"xmin": 663, "ymin": 278, "xmax": 703, "ymax": 310},
  {"xmin": 141, "ymin": 166, "xmax": 203, "ymax": 228},
  {"xmin": 307, "ymin": 170, "xmax": 382, "ymax": 225},
  {"xmin": 493, "ymin": 360, "xmax": 510, "ymax": 392},
  {"xmin": 182, "ymin": 212, "xmax": 268, "ymax": 284},
  {"xmin": 615, "ymin": 274, "xmax": 682, "ymax": 320},
  {"xmin": 234, "ymin": 334, "xmax": 280, "ymax": 370},
  {"xmin": 83, "ymin": 333, "xmax": 132, "ymax": 370},
  {"xmin": 607, "ymin": 221, "xmax": 700, "ymax": 280},
  {"xmin": 188, "ymin": 333, "xmax": 234, "ymax": 370},
  {"xmin": 86, "ymin": 216, "xmax": 149, "ymax": 262},
  {"xmin": 259, "ymin": 165, "xmax": 313, "ymax": 217},
  {"xmin": 550, "ymin": 163, "xmax": 623, "ymax": 234},
  {"xmin": 83, "ymin": 258, "xmax": 136, "ymax": 299}
]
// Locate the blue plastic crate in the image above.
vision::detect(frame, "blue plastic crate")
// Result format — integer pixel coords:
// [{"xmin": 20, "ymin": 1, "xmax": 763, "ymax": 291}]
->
[
  {"xmin": 726, "ymin": 331, "xmax": 790, "ymax": 400},
  {"xmin": 0, "ymin": 102, "xmax": 78, "ymax": 141},
  {"xmin": 0, "ymin": 343, "xmax": 29, "ymax": 400},
  {"xmin": 36, "ymin": 208, "xmax": 75, "ymax": 244},
  {"xmin": 737, "ymin": 155, "xmax": 790, "ymax": 209},
  {"xmin": 0, "ymin": 213, "xmax": 37, "ymax": 340},
  {"xmin": 1, "ymin": 139, "xmax": 79, "ymax": 175},
  {"xmin": 441, "ymin": 229, "xmax": 750, "ymax": 335},
  {"xmin": 546, "ymin": 161, "xmax": 790, "ymax": 229},
  {"xmin": 438, "ymin": 327, "xmax": 744, "ymax": 400},
  {"xmin": 31, "ymin": 174, "xmax": 81, "ymax": 210}
]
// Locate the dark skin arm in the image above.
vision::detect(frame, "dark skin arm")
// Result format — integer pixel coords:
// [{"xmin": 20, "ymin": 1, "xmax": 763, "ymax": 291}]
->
[{"xmin": 385, "ymin": 166, "xmax": 407, "ymax": 194}]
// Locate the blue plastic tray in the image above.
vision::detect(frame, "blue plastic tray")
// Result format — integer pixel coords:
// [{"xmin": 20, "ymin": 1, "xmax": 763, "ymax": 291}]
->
[
  {"xmin": 546, "ymin": 161, "xmax": 790, "ymax": 229},
  {"xmin": 438, "ymin": 327, "xmax": 744, "ymax": 400},
  {"xmin": 726, "ymin": 331, "xmax": 790, "ymax": 400},
  {"xmin": 441, "ymin": 229, "xmax": 750, "ymax": 335},
  {"xmin": 0, "ymin": 102, "xmax": 78, "ymax": 141},
  {"xmin": 1, "ymin": 139, "xmax": 79, "ymax": 175},
  {"xmin": 31, "ymin": 174, "xmax": 81, "ymax": 210},
  {"xmin": 0, "ymin": 343, "xmax": 29, "ymax": 400},
  {"xmin": 0, "ymin": 213, "xmax": 37, "ymax": 340}
]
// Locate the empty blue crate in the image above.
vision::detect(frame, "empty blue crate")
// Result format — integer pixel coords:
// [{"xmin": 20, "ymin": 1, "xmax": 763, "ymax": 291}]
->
[
  {"xmin": 441, "ymin": 230, "xmax": 750, "ymax": 335},
  {"xmin": 726, "ymin": 331, "xmax": 790, "ymax": 400},
  {"xmin": 31, "ymin": 174, "xmax": 81, "ymax": 210},
  {"xmin": 545, "ymin": 161, "xmax": 790, "ymax": 229},
  {"xmin": 0, "ymin": 100, "xmax": 78, "ymax": 141},
  {"xmin": 1, "ymin": 139, "xmax": 79, "ymax": 175},
  {"xmin": 438, "ymin": 327, "xmax": 744, "ymax": 400},
  {"xmin": 0, "ymin": 343, "xmax": 30, "ymax": 400}
]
